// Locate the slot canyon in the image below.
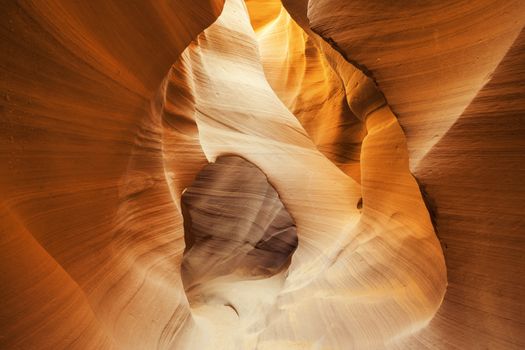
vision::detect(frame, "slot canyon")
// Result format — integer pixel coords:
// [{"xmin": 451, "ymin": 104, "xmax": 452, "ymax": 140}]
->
[{"xmin": 1, "ymin": 0, "xmax": 524, "ymax": 349}]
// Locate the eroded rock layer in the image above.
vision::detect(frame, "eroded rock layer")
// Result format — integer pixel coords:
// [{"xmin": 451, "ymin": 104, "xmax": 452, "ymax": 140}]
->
[
  {"xmin": 303, "ymin": 0, "xmax": 525, "ymax": 167},
  {"xmin": 0, "ymin": 1, "xmax": 224, "ymax": 349},
  {"xmin": 1, "ymin": 0, "xmax": 524, "ymax": 349},
  {"xmin": 130, "ymin": 0, "xmax": 445, "ymax": 347}
]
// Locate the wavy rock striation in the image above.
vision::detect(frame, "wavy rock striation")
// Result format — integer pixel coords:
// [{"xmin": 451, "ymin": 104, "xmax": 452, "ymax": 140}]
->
[
  {"xmin": 303, "ymin": 0, "xmax": 525, "ymax": 167},
  {"xmin": 1, "ymin": 0, "xmax": 523, "ymax": 349},
  {"xmin": 0, "ymin": 1, "xmax": 224, "ymax": 349},
  {"xmin": 147, "ymin": 0, "xmax": 445, "ymax": 347}
]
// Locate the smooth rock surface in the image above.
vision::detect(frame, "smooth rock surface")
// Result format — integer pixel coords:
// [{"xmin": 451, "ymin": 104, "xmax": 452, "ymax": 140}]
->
[{"xmin": 1, "ymin": 0, "xmax": 523, "ymax": 349}]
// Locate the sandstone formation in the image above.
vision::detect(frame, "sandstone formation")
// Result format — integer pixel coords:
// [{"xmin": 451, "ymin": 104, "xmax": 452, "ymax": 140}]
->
[
  {"xmin": 303, "ymin": 0, "xmax": 525, "ymax": 167},
  {"xmin": 1, "ymin": 0, "xmax": 524, "ymax": 349}
]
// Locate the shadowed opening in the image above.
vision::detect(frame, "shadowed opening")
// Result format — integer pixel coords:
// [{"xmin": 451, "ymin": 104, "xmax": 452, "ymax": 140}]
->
[{"xmin": 180, "ymin": 156, "xmax": 298, "ymax": 308}]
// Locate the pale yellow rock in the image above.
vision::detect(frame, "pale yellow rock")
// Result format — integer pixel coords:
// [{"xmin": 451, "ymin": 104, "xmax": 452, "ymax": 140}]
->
[{"xmin": 158, "ymin": 0, "xmax": 446, "ymax": 348}]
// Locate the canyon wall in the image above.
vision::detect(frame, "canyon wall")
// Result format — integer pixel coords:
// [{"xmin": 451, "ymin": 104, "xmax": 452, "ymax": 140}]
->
[{"xmin": 1, "ymin": 0, "xmax": 524, "ymax": 349}]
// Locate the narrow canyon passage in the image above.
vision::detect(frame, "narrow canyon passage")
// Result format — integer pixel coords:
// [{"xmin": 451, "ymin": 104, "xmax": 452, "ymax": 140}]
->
[
  {"xmin": 1, "ymin": 0, "xmax": 524, "ymax": 349},
  {"xmin": 137, "ymin": 0, "xmax": 446, "ymax": 347}
]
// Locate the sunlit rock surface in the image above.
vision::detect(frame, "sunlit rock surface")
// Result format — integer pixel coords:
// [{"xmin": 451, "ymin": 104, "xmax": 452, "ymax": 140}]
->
[{"xmin": 1, "ymin": 0, "xmax": 523, "ymax": 349}]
